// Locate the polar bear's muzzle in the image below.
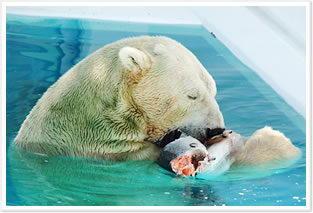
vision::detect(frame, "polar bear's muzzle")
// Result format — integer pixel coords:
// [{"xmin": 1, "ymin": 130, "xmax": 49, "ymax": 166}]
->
[
  {"xmin": 206, "ymin": 128, "xmax": 226, "ymax": 139},
  {"xmin": 155, "ymin": 127, "xmax": 225, "ymax": 148},
  {"xmin": 180, "ymin": 127, "xmax": 225, "ymax": 145}
]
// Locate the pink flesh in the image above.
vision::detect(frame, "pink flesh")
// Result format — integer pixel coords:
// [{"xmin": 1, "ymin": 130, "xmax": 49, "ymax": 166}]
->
[
  {"xmin": 171, "ymin": 155, "xmax": 196, "ymax": 176},
  {"xmin": 171, "ymin": 154, "xmax": 211, "ymax": 177}
]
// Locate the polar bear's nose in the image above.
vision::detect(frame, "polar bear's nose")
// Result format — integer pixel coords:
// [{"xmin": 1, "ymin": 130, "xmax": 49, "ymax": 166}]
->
[{"xmin": 205, "ymin": 128, "xmax": 225, "ymax": 139}]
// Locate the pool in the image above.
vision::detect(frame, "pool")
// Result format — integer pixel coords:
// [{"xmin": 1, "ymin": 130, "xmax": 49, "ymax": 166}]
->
[{"xmin": 6, "ymin": 14, "xmax": 306, "ymax": 206}]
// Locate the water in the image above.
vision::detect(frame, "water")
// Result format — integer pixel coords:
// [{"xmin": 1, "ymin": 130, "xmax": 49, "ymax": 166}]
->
[{"xmin": 6, "ymin": 14, "xmax": 306, "ymax": 206}]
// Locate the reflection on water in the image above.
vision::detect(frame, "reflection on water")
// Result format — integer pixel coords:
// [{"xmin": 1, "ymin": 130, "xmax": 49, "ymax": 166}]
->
[{"xmin": 6, "ymin": 14, "xmax": 306, "ymax": 206}]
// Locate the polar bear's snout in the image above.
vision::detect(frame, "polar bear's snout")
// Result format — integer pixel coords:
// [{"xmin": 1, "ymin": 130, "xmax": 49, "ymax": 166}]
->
[
  {"xmin": 206, "ymin": 128, "xmax": 226, "ymax": 139},
  {"xmin": 180, "ymin": 127, "xmax": 225, "ymax": 144},
  {"xmin": 178, "ymin": 100, "xmax": 225, "ymax": 144}
]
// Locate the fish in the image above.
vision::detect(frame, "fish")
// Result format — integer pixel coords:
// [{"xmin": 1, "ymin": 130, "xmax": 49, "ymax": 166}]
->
[
  {"xmin": 157, "ymin": 136, "xmax": 211, "ymax": 177},
  {"xmin": 157, "ymin": 130, "xmax": 246, "ymax": 177}
]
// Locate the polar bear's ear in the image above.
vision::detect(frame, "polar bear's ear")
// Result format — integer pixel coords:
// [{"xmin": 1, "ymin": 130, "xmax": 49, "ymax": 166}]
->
[{"xmin": 118, "ymin": 47, "xmax": 152, "ymax": 73}]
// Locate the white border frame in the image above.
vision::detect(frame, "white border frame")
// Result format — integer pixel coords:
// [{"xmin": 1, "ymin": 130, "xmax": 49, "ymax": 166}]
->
[{"xmin": 1, "ymin": 1, "xmax": 311, "ymax": 212}]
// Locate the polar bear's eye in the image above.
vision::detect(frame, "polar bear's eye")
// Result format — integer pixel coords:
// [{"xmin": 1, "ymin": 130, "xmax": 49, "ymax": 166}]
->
[
  {"xmin": 187, "ymin": 89, "xmax": 199, "ymax": 100},
  {"xmin": 187, "ymin": 94, "xmax": 198, "ymax": 100}
]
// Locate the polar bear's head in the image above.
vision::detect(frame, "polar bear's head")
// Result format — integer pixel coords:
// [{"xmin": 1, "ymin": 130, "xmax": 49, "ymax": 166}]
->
[{"xmin": 117, "ymin": 36, "xmax": 225, "ymax": 144}]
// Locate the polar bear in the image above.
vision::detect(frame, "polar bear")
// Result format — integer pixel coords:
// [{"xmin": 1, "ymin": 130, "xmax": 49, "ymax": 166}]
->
[{"xmin": 14, "ymin": 36, "xmax": 225, "ymax": 161}]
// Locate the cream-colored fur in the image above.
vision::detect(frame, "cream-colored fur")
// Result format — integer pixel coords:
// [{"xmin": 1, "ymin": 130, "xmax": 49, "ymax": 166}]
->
[
  {"xmin": 15, "ymin": 36, "xmax": 225, "ymax": 160},
  {"xmin": 233, "ymin": 126, "xmax": 301, "ymax": 165}
]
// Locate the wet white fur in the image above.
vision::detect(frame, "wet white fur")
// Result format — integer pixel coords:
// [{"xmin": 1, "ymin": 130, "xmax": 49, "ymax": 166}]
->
[
  {"xmin": 233, "ymin": 126, "xmax": 301, "ymax": 165},
  {"xmin": 15, "ymin": 36, "xmax": 224, "ymax": 160}
]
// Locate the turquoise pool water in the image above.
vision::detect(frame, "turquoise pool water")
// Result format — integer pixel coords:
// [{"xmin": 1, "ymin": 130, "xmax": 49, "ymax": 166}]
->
[{"xmin": 6, "ymin": 14, "xmax": 306, "ymax": 206}]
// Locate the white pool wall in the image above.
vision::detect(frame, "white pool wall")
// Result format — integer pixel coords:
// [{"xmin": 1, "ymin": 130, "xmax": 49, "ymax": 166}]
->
[
  {"xmin": 195, "ymin": 6, "xmax": 306, "ymax": 118},
  {"xmin": 6, "ymin": 6, "xmax": 306, "ymax": 117}
]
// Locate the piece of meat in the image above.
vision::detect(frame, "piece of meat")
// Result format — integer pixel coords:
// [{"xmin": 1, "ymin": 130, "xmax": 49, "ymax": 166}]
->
[
  {"xmin": 170, "ymin": 152, "xmax": 211, "ymax": 177},
  {"xmin": 171, "ymin": 155, "xmax": 196, "ymax": 176}
]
